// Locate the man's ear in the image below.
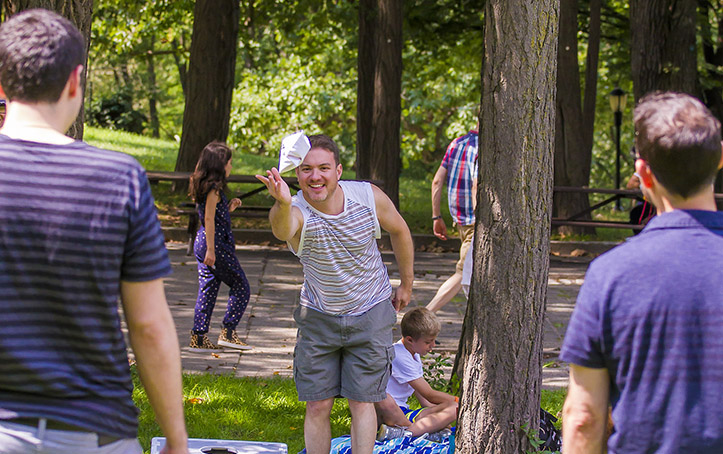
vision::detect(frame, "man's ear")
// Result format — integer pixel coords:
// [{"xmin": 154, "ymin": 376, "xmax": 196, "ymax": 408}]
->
[
  {"xmin": 635, "ymin": 159, "xmax": 655, "ymax": 189},
  {"xmin": 66, "ymin": 65, "xmax": 83, "ymax": 98},
  {"xmin": 718, "ymin": 142, "xmax": 723, "ymax": 170},
  {"xmin": 336, "ymin": 163, "xmax": 343, "ymax": 179},
  {"xmin": 0, "ymin": 83, "xmax": 6, "ymax": 100}
]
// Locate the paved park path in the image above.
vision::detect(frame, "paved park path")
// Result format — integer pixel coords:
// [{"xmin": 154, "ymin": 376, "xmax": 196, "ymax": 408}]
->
[{"xmin": 152, "ymin": 242, "xmax": 591, "ymax": 390}]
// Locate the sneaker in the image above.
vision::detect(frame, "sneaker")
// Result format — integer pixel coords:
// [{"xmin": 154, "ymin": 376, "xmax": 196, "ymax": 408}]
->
[
  {"xmin": 376, "ymin": 424, "xmax": 412, "ymax": 441},
  {"xmin": 189, "ymin": 332, "xmax": 222, "ymax": 352},
  {"xmin": 218, "ymin": 328, "xmax": 252, "ymax": 350},
  {"xmin": 426, "ymin": 428, "xmax": 452, "ymax": 443}
]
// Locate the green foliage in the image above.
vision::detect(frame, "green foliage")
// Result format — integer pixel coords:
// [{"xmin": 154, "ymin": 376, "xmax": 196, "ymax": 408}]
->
[
  {"xmin": 423, "ymin": 352, "xmax": 453, "ymax": 392},
  {"xmin": 88, "ymin": 0, "xmax": 194, "ymax": 137},
  {"xmin": 87, "ymin": 89, "xmax": 147, "ymax": 133},
  {"xmin": 521, "ymin": 421, "xmax": 560, "ymax": 454},
  {"xmin": 88, "ymin": 1, "xmax": 483, "ymax": 169}
]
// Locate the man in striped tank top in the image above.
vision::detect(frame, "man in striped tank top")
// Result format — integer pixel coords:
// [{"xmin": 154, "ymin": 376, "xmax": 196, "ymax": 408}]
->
[
  {"xmin": 0, "ymin": 10, "xmax": 187, "ymax": 454},
  {"xmin": 561, "ymin": 92, "xmax": 723, "ymax": 453},
  {"xmin": 257, "ymin": 134, "xmax": 415, "ymax": 454}
]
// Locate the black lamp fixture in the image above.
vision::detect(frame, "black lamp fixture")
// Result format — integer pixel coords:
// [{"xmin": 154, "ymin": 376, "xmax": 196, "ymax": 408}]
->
[{"xmin": 608, "ymin": 87, "xmax": 628, "ymax": 209}]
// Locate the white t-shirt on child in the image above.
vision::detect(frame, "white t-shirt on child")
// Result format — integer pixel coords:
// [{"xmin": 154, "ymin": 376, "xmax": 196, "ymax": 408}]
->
[{"xmin": 386, "ymin": 340, "xmax": 424, "ymax": 407}]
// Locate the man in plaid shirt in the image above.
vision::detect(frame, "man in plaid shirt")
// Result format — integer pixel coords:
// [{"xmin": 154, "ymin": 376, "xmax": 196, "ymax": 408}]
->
[{"xmin": 427, "ymin": 120, "xmax": 478, "ymax": 312}]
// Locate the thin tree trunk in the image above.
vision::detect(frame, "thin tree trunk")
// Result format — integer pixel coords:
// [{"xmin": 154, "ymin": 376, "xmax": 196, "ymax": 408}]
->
[
  {"xmin": 356, "ymin": 0, "xmax": 375, "ymax": 176},
  {"xmin": 171, "ymin": 37, "xmax": 188, "ymax": 97},
  {"xmin": 553, "ymin": 0, "xmax": 594, "ymax": 236},
  {"xmin": 147, "ymin": 35, "xmax": 159, "ymax": 138},
  {"xmin": 3, "ymin": 0, "xmax": 93, "ymax": 139},
  {"xmin": 698, "ymin": 0, "xmax": 723, "ymax": 206},
  {"xmin": 368, "ymin": 0, "xmax": 402, "ymax": 206},
  {"xmin": 456, "ymin": 1, "xmax": 558, "ymax": 453},
  {"xmin": 582, "ymin": 0, "xmax": 601, "ymax": 152},
  {"xmin": 174, "ymin": 0, "xmax": 240, "ymax": 180}
]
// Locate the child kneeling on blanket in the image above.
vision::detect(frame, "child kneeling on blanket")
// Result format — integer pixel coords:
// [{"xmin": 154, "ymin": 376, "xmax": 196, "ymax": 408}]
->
[{"xmin": 375, "ymin": 308, "xmax": 458, "ymax": 441}]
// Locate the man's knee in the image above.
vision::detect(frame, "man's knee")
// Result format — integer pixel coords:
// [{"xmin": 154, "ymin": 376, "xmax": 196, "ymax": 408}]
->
[{"xmin": 306, "ymin": 399, "xmax": 334, "ymax": 419}]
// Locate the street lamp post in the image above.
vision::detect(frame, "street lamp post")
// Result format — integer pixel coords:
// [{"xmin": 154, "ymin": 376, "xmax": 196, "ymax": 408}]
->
[{"xmin": 609, "ymin": 87, "xmax": 628, "ymax": 210}]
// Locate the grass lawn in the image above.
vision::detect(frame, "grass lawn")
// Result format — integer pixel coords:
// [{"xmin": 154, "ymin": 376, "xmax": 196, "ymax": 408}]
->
[
  {"xmin": 133, "ymin": 369, "xmax": 566, "ymax": 454},
  {"xmin": 85, "ymin": 126, "xmax": 633, "ymax": 240}
]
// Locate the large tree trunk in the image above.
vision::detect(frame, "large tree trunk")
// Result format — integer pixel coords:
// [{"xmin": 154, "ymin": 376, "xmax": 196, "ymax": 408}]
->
[
  {"xmin": 174, "ymin": 0, "xmax": 240, "ymax": 175},
  {"xmin": 356, "ymin": 0, "xmax": 402, "ymax": 207},
  {"xmin": 553, "ymin": 0, "xmax": 599, "ymax": 236},
  {"xmin": 630, "ymin": 0, "xmax": 697, "ymax": 101},
  {"xmin": 3, "ymin": 0, "xmax": 93, "ymax": 140},
  {"xmin": 455, "ymin": 0, "xmax": 558, "ymax": 452}
]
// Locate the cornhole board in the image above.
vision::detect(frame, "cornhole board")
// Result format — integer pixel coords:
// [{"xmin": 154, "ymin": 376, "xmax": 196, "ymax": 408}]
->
[{"xmin": 151, "ymin": 437, "xmax": 288, "ymax": 454}]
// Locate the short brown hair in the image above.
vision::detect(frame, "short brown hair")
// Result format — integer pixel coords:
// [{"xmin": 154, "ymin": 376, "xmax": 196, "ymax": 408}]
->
[
  {"xmin": 307, "ymin": 134, "xmax": 340, "ymax": 166},
  {"xmin": 401, "ymin": 308, "xmax": 441, "ymax": 340},
  {"xmin": 0, "ymin": 9, "xmax": 85, "ymax": 103},
  {"xmin": 634, "ymin": 92, "xmax": 722, "ymax": 198}
]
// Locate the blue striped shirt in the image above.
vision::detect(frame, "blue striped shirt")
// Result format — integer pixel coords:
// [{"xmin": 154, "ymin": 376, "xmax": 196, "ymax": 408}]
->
[
  {"xmin": 0, "ymin": 135, "xmax": 172, "ymax": 438},
  {"xmin": 560, "ymin": 210, "xmax": 723, "ymax": 453},
  {"xmin": 291, "ymin": 181, "xmax": 392, "ymax": 315}
]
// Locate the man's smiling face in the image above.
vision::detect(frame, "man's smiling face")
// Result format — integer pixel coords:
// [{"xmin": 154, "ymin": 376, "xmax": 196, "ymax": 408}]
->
[{"xmin": 296, "ymin": 147, "xmax": 343, "ymax": 204}]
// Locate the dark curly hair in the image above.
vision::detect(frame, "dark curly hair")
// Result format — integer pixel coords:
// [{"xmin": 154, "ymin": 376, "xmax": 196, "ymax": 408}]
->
[{"xmin": 189, "ymin": 141, "xmax": 232, "ymax": 202}]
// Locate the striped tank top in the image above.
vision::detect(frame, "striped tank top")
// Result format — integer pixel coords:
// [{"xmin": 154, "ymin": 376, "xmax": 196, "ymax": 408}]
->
[{"xmin": 290, "ymin": 181, "xmax": 392, "ymax": 315}]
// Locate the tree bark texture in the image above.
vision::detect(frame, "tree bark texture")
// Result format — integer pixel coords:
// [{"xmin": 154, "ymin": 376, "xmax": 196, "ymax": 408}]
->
[
  {"xmin": 356, "ymin": 0, "xmax": 402, "ymax": 207},
  {"xmin": 553, "ymin": 0, "xmax": 596, "ymax": 235},
  {"xmin": 456, "ymin": 1, "xmax": 558, "ymax": 452},
  {"xmin": 3, "ymin": 0, "xmax": 93, "ymax": 140},
  {"xmin": 175, "ymin": 0, "xmax": 240, "ymax": 174},
  {"xmin": 356, "ymin": 0, "xmax": 375, "ymax": 180},
  {"xmin": 630, "ymin": 0, "xmax": 697, "ymax": 101}
]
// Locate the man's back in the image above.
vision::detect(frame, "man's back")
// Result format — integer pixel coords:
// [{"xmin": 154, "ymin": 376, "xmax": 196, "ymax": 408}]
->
[
  {"xmin": 0, "ymin": 136, "xmax": 170, "ymax": 438},
  {"xmin": 441, "ymin": 131, "xmax": 478, "ymax": 226},
  {"xmin": 562, "ymin": 210, "xmax": 723, "ymax": 452}
]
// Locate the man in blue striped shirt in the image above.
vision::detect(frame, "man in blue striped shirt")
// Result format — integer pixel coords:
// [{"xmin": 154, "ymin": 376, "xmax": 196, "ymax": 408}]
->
[
  {"xmin": 0, "ymin": 9, "xmax": 187, "ymax": 454},
  {"xmin": 561, "ymin": 92, "xmax": 723, "ymax": 453}
]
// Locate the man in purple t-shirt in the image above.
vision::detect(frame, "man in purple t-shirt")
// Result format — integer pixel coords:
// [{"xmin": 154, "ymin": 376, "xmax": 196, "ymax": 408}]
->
[{"xmin": 560, "ymin": 92, "xmax": 723, "ymax": 453}]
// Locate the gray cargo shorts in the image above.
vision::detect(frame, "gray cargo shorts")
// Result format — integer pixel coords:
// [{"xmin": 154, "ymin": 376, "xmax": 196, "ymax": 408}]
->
[{"xmin": 292, "ymin": 300, "xmax": 397, "ymax": 403}]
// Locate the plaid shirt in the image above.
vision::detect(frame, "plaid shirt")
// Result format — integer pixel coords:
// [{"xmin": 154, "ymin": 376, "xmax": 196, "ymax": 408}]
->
[{"xmin": 441, "ymin": 130, "xmax": 478, "ymax": 225}]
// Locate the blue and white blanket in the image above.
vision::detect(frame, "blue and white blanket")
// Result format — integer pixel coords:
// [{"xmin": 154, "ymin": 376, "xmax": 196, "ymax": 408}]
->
[{"xmin": 299, "ymin": 432, "xmax": 454, "ymax": 454}]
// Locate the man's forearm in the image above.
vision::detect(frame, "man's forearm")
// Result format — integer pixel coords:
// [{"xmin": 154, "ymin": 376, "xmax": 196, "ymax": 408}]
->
[
  {"xmin": 431, "ymin": 168, "xmax": 446, "ymax": 217},
  {"xmin": 130, "ymin": 314, "xmax": 187, "ymax": 449},
  {"xmin": 562, "ymin": 407, "xmax": 606, "ymax": 454},
  {"xmin": 122, "ymin": 281, "xmax": 188, "ymax": 451},
  {"xmin": 390, "ymin": 228, "xmax": 414, "ymax": 288},
  {"xmin": 269, "ymin": 201, "xmax": 296, "ymax": 241},
  {"xmin": 562, "ymin": 365, "xmax": 609, "ymax": 454}
]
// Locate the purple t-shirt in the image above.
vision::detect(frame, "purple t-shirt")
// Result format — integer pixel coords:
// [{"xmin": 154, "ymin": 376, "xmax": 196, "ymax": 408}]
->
[{"xmin": 560, "ymin": 210, "xmax": 723, "ymax": 453}]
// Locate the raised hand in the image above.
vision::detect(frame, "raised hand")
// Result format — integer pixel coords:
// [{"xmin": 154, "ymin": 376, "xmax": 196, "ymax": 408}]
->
[
  {"xmin": 255, "ymin": 167, "xmax": 292, "ymax": 206},
  {"xmin": 229, "ymin": 198, "xmax": 242, "ymax": 212}
]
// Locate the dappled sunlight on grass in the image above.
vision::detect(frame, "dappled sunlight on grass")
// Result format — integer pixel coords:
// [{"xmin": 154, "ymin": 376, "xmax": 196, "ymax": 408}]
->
[{"xmin": 133, "ymin": 369, "xmax": 565, "ymax": 452}]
